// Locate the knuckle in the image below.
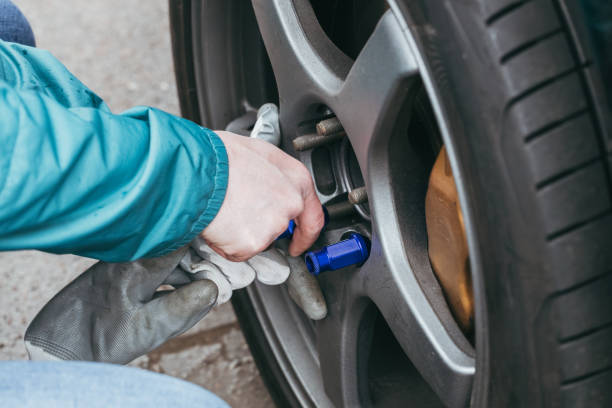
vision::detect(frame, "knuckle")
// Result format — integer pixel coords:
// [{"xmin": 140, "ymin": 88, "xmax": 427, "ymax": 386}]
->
[
  {"xmin": 285, "ymin": 194, "xmax": 304, "ymax": 216},
  {"xmin": 224, "ymin": 244, "xmax": 255, "ymax": 262},
  {"xmin": 291, "ymin": 198, "xmax": 305, "ymax": 215},
  {"xmin": 294, "ymin": 163, "xmax": 312, "ymax": 183},
  {"xmin": 303, "ymin": 211, "xmax": 325, "ymax": 236},
  {"xmin": 243, "ymin": 235, "xmax": 266, "ymax": 259},
  {"xmin": 305, "ymin": 219, "xmax": 324, "ymax": 235},
  {"xmin": 228, "ymin": 246, "xmax": 253, "ymax": 262},
  {"xmin": 244, "ymin": 239, "xmax": 259, "ymax": 257},
  {"xmin": 230, "ymin": 253, "xmax": 249, "ymax": 262},
  {"xmin": 314, "ymin": 212, "xmax": 326, "ymax": 230}
]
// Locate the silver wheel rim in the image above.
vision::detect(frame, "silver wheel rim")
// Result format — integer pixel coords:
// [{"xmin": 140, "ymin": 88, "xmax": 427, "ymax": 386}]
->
[{"xmin": 192, "ymin": 1, "xmax": 487, "ymax": 406}]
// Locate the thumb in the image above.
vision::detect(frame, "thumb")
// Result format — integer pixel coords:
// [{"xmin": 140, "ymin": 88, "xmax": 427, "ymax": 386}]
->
[{"xmin": 137, "ymin": 279, "xmax": 218, "ymax": 348}]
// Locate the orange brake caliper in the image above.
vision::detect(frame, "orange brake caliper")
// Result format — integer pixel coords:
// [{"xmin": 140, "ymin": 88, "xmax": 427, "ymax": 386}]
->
[{"xmin": 425, "ymin": 146, "xmax": 474, "ymax": 333}]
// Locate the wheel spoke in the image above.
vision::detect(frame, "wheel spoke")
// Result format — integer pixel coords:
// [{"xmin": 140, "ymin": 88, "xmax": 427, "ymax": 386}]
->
[
  {"xmin": 252, "ymin": 2, "xmax": 474, "ymax": 406},
  {"xmin": 334, "ymin": 10, "xmax": 419, "ymax": 179},
  {"xmin": 315, "ymin": 271, "xmax": 375, "ymax": 407},
  {"xmin": 251, "ymin": 0, "xmax": 350, "ymax": 104},
  {"xmin": 360, "ymin": 231, "xmax": 475, "ymax": 408}
]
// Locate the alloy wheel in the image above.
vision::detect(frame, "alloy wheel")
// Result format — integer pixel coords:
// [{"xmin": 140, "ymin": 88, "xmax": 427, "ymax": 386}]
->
[{"xmin": 241, "ymin": 1, "xmax": 485, "ymax": 406}]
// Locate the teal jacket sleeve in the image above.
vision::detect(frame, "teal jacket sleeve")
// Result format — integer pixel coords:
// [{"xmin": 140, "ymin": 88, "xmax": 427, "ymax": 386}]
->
[{"xmin": 0, "ymin": 40, "xmax": 228, "ymax": 262}]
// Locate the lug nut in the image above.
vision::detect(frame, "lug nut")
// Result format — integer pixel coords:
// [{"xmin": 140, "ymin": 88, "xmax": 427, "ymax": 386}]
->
[
  {"xmin": 292, "ymin": 132, "xmax": 345, "ymax": 151},
  {"xmin": 316, "ymin": 117, "xmax": 343, "ymax": 136},
  {"xmin": 305, "ymin": 233, "xmax": 370, "ymax": 276},
  {"xmin": 348, "ymin": 187, "xmax": 368, "ymax": 205}
]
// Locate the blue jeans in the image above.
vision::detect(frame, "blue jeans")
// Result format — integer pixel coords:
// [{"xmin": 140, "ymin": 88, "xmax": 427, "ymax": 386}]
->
[
  {"xmin": 0, "ymin": 0, "xmax": 34, "ymax": 46},
  {"xmin": 0, "ymin": 361, "xmax": 229, "ymax": 407}
]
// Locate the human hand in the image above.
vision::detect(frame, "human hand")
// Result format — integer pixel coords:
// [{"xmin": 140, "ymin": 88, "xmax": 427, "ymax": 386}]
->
[
  {"xmin": 25, "ymin": 248, "xmax": 217, "ymax": 364},
  {"xmin": 202, "ymin": 129, "xmax": 324, "ymax": 261}
]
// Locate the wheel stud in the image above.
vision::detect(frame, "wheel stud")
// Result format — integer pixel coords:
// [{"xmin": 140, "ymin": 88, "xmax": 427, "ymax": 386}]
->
[
  {"xmin": 348, "ymin": 187, "xmax": 368, "ymax": 205},
  {"xmin": 325, "ymin": 200, "xmax": 356, "ymax": 219},
  {"xmin": 292, "ymin": 116, "xmax": 346, "ymax": 151},
  {"xmin": 316, "ymin": 117, "xmax": 343, "ymax": 136},
  {"xmin": 292, "ymin": 132, "xmax": 345, "ymax": 151},
  {"xmin": 305, "ymin": 233, "xmax": 370, "ymax": 276}
]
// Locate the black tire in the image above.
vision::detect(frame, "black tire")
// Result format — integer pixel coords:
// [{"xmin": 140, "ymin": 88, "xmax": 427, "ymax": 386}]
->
[
  {"xmin": 170, "ymin": 1, "xmax": 612, "ymax": 406},
  {"xmin": 406, "ymin": 1, "xmax": 612, "ymax": 406}
]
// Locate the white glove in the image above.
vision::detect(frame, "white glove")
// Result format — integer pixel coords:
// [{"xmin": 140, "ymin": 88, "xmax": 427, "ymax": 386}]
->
[
  {"xmin": 179, "ymin": 237, "xmax": 290, "ymax": 304},
  {"xmin": 250, "ymin": 103, "xmax": 281, "ymax": 146}
]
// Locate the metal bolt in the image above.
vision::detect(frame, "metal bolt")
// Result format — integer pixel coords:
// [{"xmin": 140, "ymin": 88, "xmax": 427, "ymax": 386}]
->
[
  {"xmin": 316, "ymin": 117, "xmax": 343, "ymax": 136},
  {"xmin": 292, "ymin": 132, "xmax": 345, "ymax": 151},
  {"xmin": 293, "ymin": 117, "xmax": 346, "ymax": 151},
  {"xmin": 305, "ymin": 233, "xmax": 370, "ymax": 276},
  {"xmin": 348, "ymin": 187, "xmax": 368, "ymax": 205}
]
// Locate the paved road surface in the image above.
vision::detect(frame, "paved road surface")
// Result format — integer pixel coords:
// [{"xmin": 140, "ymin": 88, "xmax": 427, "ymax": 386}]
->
[{"xmin": 1, "ymin": 1, "xmax": 273, "ymax": 406}]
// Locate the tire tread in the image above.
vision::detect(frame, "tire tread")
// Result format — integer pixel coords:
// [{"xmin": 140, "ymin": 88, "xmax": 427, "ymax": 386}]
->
[{"xmin": 483, "ymin": 0, "xmax": 612, "ymax": 404}]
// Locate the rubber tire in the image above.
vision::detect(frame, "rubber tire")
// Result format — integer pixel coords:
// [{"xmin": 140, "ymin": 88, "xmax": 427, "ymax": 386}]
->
[
  {"xmin": 171, "ymin": 0, "xmax": 612, "ymax": 406},
  {"xmin": 398, "ymin": 0, "xmax": 612, "ymax": 406}
]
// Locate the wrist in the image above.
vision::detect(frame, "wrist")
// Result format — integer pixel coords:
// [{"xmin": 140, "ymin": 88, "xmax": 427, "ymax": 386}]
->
[{"xmin": 146, "ymin": 128, "xmax": 229, "ymax": 258}]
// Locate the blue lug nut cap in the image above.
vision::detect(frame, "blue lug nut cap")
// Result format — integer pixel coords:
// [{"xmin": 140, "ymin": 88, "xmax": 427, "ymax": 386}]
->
[{"xmin": 305, "ymin": 233, "xmax": 370, "ymax": 276}]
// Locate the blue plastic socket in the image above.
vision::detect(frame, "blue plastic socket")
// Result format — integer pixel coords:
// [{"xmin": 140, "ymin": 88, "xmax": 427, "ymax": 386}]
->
[
  {"xmin": 276, "ymin": 220, "xmax": 296, "ymax": 240},
  {"xmin": 277, "ymin": 206, "xmax": 329, "ymax": 240},
  {"xmin": 304, "ymin": 233, "xmax": 370, "ymax": 276}
]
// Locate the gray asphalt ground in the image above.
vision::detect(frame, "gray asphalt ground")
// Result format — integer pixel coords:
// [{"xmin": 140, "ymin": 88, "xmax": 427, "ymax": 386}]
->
[{"xmin": 1, "ymin": 1, "xmax": 273, "ymax": 406}]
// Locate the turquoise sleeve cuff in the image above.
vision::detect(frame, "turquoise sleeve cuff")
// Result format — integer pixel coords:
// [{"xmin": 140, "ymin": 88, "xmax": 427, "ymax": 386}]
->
[{"xmin": 146, "ymin": 128, "xmax": 229, "ymax": 258}]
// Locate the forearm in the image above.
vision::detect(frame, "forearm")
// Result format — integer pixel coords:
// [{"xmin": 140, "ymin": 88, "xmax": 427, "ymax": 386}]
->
[{"xmin": 0, "ymin": 86, "xmax": 227, "ymax": 261}]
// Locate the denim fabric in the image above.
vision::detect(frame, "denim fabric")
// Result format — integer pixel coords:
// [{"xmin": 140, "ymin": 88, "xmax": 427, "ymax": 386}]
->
[
  {"xmin": 0, "ymin": 361, "xmax": 230, "ymax": 407},
  {"xmin": 0, "ymin": 0, "xmax": 35, "ymax": 46}
]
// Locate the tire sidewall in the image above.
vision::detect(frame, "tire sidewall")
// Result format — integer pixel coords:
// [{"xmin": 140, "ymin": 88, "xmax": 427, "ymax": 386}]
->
[{"xmin": 395, "ymin": 1, "xmax": 565, "ymax": 406}]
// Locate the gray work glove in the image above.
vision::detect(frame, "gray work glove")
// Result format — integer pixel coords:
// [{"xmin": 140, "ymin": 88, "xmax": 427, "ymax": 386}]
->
[
  {"xmin": 180, "ymin": 237, "xmax": 290, "ymax": 304},
  {"xmin": 183, "ymin": 238, "xmax": 327, "ymax": 319},
  {"xmin": 182, "ymin": 239, "xmax": 326, "ymax": 319},
  {"xmin": 274, "ymin": 240, "xmax": 328, "ymax": 320},
  {"xmin": 24, "ymin": 247, "xmax": 217, "ymax": 364}
]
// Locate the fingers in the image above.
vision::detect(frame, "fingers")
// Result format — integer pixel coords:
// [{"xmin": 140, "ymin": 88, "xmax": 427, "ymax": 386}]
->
[
  {"xmin": 286, "ymin": 255, "xmax": 328, "ymax": 320},
  {"xmin": 247, "ymin": 248, "xmax": 290, "ymax": 285},
  {"xmin": 163, "ymin": 267, "xmax": 193, "ymax": 286},
  {"xmin": 289, "ymin": 187, "xmax": 325, "ymax": 256},
  {"xmin": 205, "ymin": 251, "xmax": 256, "ymax": 289},
  {"xmin": 190, "ymin": 261, "xmax": 233, "ymax": 304},
  {"xmin": 207, "ymin": 128, "xmax": 323, "ymax": 261},
  {"xmin": 192, "ymin": 238, "xmax": 256, "ymax": 289},
  {"xmin": 178, "ymin": 247, "xmax": 201, "ymax": 272},
  {"xmin": 110, "ymin": 246, "xmax": 191, "ymax": 296},
  {"xmin": 133, "ymin": 279, "xmax": 218, "ymax": 361}
]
